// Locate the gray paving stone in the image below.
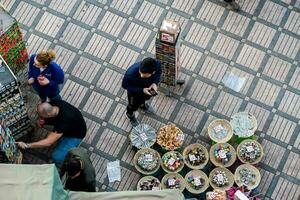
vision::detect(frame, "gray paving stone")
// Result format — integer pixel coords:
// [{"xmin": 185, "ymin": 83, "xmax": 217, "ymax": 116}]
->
[
  {"xmin": 239, "ymin": 0, "xmax": 260, "ymax": 14},
  {"xmin": 85, "ymin": 33, "xmax": 114, "ymax": 60},
  {"xmin": 236, "ymin": 44, "xmax": 266, "ymax": 71},
  {"xmin": 267, "ymin": 114, "xmax": 297, "ymax": 143},
  {"xmin": 71, "ymin": 56, "xmax": 102, "ymax": 83},
  {"xmin": 83, "ymin": 91, "xmax": 114, "ymax": 119},
  {"xmin": 110, "ymin": 0, "xmax": 138, "ymax": 15},
  {"xmin": 283, "ymin": 151, "xmax": 300, "ymax": 179},
  {"xmin": 278, "ymin": 90, "xmax": 300, "ymax": 119},
  {"xmin": 289, "ymin": 67, "xmax": 300, "ymax": 90},
  {"xmin": 196, "ymin": 1, "xmax": 225, "ymax": 26},
  {"xmin": 284, "ymin": 11, "xmax": 300, "ymax": 35},
  {"xmin": 73, "ymin": 1, "xmax": 103, "ymax": 26},
  {"xmin": 26, "ymin": 33, "xmax": 52, "ymax": 54},
  {"xmin": 60, "ymin": 23, "xmax": 89, "ymax": 49},
  {"xmin": 35, "ymin": 12, "xmax": 64, "ymax": 37},
  {"xmin": 109, "ymin": 44, "xmax": 139, "ymax": 70},
  {"xmin": 49, "ymin": 0, "xmax": 78, "ymax": 16},
  {"xmin": 13, "ymin": 1, "xmax": 40, "ymax": 27},
  {"xmin": 259, "ymin": 1, "xmax": 287, "ymax": 26},
  {"xmin": 258, "ymin": 168, "xmax": 275, "ymax": 197},
  {"xmin": 83, "ymin": 117, "xmax": 102, "ymax": 145},
  {"xmin": 96, "ymin": 68, "xmax": 123, "ymax": 95},
  {"xmin": 122, "ymin": 22, "xmax": 152, "ymax": 49},
  {"xmin": 222, "ymin": 12, "xmax": 251, "ymax": 37},
  {"xmin": 213, "ymin": 91, "xmax": 243, "ymax": 117},
  {"xmin": 61, "ymin": 79, "xmax": 89, "ymax": 107},
  {"xmin": 0, "ymin": 0, "xmax": 15, "ymax": 10},
  {"xmin": 185, "ymin": 22, "xmax": 214, "ymax": 49},
  {"xmin": 261, "ymin": 139, "xmax": 286, "ymax": 169},
  {"xmin": 271, "ymin": 177, "xmax": 300, "ymax": 200},
  {"xmin": 245, "ymin": 103, "xmax": 270, "ymax": 131},
  {"xmin": 55, "ymin": 45, "xmax": 77, "ymax": 72},
  {"xmin": 251, "ymin": 79, "xmax": 281, "ymax": 107},
  {"xmin": 150, "ymin": 93, "xmax": 179, "ymax": 119},
  {"xmin": 98, "ymin": 11, "xmax": 127, "ymax": 37},
  {"xmin": 171, "ymin": 0, "xmax": 197, "ymax": 15},
  {"xmin": 263, "ymin": 55, "xmax": 292, "ymax": 83},
  {"xmin": 247, "ymin": 22, "xmax": 277, "ymax": 48},
  {"xmin": 210, "ymin": 33, "xmax": 240, "ymax": 60},
  {"xmin": 134, "ymin": 1, "xmax": 164, "ymax": 26},
  {"xmin": 273, "ymin": 32, "xmax": 300, "ymax": 59},
  {"xmin": 109, "ymin": 103, "xmax": 132, "ymax": 132},
  {"xmin": 180, "ymin": 44, "xmax": 203, "ymax": 72}
]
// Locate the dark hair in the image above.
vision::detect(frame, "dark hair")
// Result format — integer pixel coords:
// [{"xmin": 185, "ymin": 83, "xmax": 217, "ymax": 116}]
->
[
  {"xmin": 66, "ymin": 156, "xmax": 83, "ymax": 177},
  {"xmin": 139, "ymin": 57, "xmax": 157, "ymax": 74}
]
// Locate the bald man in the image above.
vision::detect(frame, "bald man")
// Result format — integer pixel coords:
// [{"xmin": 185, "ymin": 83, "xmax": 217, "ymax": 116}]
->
[{"xmin": 17, "ymin": 99, "xmax": 87, "ymax": 166}]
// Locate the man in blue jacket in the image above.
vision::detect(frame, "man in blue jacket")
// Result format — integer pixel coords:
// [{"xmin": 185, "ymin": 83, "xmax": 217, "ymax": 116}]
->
[{"xmin": 122, "ymin": 57, "xmax": 162, "ymax": 126}]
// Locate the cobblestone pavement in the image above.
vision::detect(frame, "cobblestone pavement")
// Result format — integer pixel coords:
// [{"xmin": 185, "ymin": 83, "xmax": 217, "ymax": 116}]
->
[{"xmin": 1, "ymin": 0, "xmax": 300, "ymax": 199}]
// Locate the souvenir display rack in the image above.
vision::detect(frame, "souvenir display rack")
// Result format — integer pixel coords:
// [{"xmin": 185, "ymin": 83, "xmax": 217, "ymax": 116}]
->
[{"xmin": 0, "ymin": 55, "xmax": 31, "ymax": 139}]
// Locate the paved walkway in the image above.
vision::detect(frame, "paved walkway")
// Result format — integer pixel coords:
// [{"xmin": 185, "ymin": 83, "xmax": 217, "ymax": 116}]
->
[{"xmin": 1, "ymin": 0, "xmax": 299, "ymax": 199}]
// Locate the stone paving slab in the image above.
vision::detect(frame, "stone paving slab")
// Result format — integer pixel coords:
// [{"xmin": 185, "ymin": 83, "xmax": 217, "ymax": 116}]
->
[{"xmin": 0, "ymin": 0, "xmax": 299, "ymax": 199}]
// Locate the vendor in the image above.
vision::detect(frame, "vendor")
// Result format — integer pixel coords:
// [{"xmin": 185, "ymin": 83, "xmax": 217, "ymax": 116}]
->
[
  {"xmin": 28, "ymin": 49, "xmax": 64, "ymax": 102},
  {"xmin": 16, "ymin": 99, "xmax": 87, "ymax": 167},
  {"xmin": 61, "ymin": 147, "xmax": 96, "ymax": 192}
]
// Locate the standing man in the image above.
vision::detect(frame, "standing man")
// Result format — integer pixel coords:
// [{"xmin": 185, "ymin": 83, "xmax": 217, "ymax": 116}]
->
[
  {"xmin": 16, "ymin": 99, "xmax": 87, "ymax": 167},
  {"xmin": 61, "ymin": 147, "xmax": 96, "ymax": 192},
  {"xmin": 122, "ymin": 57, "xmax": 162, "ymax": 126},
  {"xmin": 224, "ymin": 0, "xmax": 240, "ymax": 11}
]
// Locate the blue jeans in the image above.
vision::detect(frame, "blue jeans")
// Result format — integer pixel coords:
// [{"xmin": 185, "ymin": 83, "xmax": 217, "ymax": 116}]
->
[{"xmin": 52, "ymin": 137, "xmax": 81, "ymax": 167}]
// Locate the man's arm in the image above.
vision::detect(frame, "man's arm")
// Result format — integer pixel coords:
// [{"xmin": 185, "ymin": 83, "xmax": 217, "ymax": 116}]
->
[{"xmin": 16, "ymin": 131, "xmax": 62, "ymax": 149}]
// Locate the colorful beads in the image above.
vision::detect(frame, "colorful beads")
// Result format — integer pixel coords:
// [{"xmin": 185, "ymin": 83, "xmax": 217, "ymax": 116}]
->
[
  {"xmin": 162, "ymin": 151, "xmax": 183, "ymax": 172},
  {"xmin": 214, "ymin": 144, "xmax": 232, "ymax": 165},
  {"xmin": 187, "ymin": 148, "xmax": 206, "ymax": 166},
  {"xmin": 212, "ymin": 170, "xmax": 229, "ymax": 187}
]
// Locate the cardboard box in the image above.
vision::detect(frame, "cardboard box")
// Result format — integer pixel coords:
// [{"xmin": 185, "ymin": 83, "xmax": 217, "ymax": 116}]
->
[{"xmin": 159, "ymin": 19, "xmax": 180, "ymax": 44}]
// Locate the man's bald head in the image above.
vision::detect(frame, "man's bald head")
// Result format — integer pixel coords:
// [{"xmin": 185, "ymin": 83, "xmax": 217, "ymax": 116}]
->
[{"xmin": 37, "ymin": 102, "xmax": 54, "ymax": 118}]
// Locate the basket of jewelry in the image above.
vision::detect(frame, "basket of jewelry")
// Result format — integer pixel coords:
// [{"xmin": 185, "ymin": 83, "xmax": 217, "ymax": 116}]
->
[
  {"xmin": 208, "ymin": 119, "xmax": 233, "ymax": 143},
  {"xmin": 183, "ymin": 143, "xmax": 209, "ymax": 169},
  {"xmin": 137, "ymin": 176, "xmax": 161, "ymax": 191},
  {"xmin": 209, "ymin": 143, "xmax": 236, "ymax": 168},
  {"xmin": 157, "ymin": 123, "xmax": 184, "ymax": 151},
  {"xmin": 161, "ymin": 151, "xmax": 184, "ymax": 173},
  {"xmin": 161, "ymin": 172, "xmax": 186, "ymax": 192},
  {"xmin": 237, "ymin": 139, "xmax": 263, "ymax": 164},
  {"xmin": 230, "ymin": 112, "xmax": 257, "ymax": 138},
  {"xmin": 185, "ymin": 169, "xmax": 209, "ymax": 194},
  {"xmin": 209, "ymin": 167, "xmax": 234, "ymax": 191},
  {"xmin": 134, "ymin": 148, "xmax": 161, "ymax": 175},
  {"xmin": 234, "ymin": 164, "xmax": 261, "ymax": 190},
  {"xmin": 129, "ymin": 124, "xmax": 156, "ymax": 149}
]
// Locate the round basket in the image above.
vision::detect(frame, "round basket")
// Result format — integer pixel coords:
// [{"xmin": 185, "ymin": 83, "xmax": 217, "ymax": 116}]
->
[
  {"xmin": 129, "ymin": 124, "xmax": 156, "ymax": 149},
  {"xmin": 134, "ymin": 148, "xmax": 161, "ymax": 175},
  {"xmin": 157, "ymin": 124, "xmax": 184, "ymax": 151},
  {"xmin": 230, "ymin": 112, "xmax": 257, "ymax": 138},
  {"xmin": 185, "ymin": 170, "xmax": 209, "ymax": 194},
  {"xmin": 208, "ymin": 119, "xmax": 233, "ymax": 143},
  {"xmin": 234, "ymin": 164, "xmax": 261, "ymax": 190},
  {"xmin": 209, "ymin": 167, "xmax": 234, "ymax": 191},
  {"xmin": 161, "ymin": 151, "xmax": 184, "ymax": 173},
  {"xmin": 209, "ymin": 143, "xmax": 236, "ymax": 168},
  {"xmin": 137, "ymin": 176, "xmax": 161, "ymax": 191},
  {"xmin": 183, "ymin": 143, "xmax": 209, "ymax": 170},
  {"xmin": 161, "ymin": 172, "xmax": 186, "ymax": 192},
  {"xmin": 237, "ymin": 139, "xmax": 263, "ymax": 164}
]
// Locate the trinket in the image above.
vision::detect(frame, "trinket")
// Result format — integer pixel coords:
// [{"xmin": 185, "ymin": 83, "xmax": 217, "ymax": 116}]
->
[
  {"xmin": 157, "ymin": 124, "xmax": 184, "ymax": 150},
  {"xmin": 165, "ymin": 177, "xmax": 181, "ymax": 189},
  {"xmin": 187, "ymin": 175, "xmax": 205, "ymax": 190},
  {"xmin": 139, "ymin": 177, "xmax": 160, "ymax": 191},
  {"xmin": 137, "ymin": 150, "xmax": 159, "ymax": 171},
  {"xmin": 231, "ymin": 112, "xmax": 257, "ymax": 137},
  {"xmin": 212, "ymin": 170, "xmax": 229, "ymax": 187},
  {"xmin": 130, "ymin": 124, "xmax": 156, "ymax": 149},
  {"xmin": 239, "ymin": 141, "xmax": 261, "ymax": 163},
  {"xmin": 186, "ymin": 147, "xmax": 206, "ymax": 166},
  {"xmin": 238, "ymin": 168, "xmax": 256, "ymax": 186},
  {"xmin": 162, "ymin": 151, "xmax": 184, "ymax": 172},
  {"xmin": 214, "ymin": 144, "xmax": 232, "ymax": 165}
]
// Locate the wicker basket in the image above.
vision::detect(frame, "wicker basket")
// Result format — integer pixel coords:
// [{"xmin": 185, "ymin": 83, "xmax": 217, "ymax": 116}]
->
[
  {"xmin": 209, "ymin": 167, "xmax": 234, "ymax": 191},
  {"xmin": 208, "ymin": 119, "xmax": 233, "ymax": 143},
  {"xmin": 230, "ymin": 112, "xmax": 257, "ymax": 138},
  {"xmin": 183, "ymin": 143, "xmax": 209, "ymax": 170},
  {"xmin": 161, "ymin": 151, "xmax": 184, "ymax": 173},
  {"xmin": 161, "ymin": 172, "xmax": 186, "ymax": 192},
  {"xmin": 137, "ymin": 176, "xmax": 161, "ymax": 191},
  {"xmin": 185, "ymin": 169, "xmax": 209, "ymax": 194},
  {"xmin": 157, "ymin": 124, "xmax": 184, "ymax": 151},
  {"xmin": 237, "ymin": 139, "xmax": 263, "ymax": 164},
  {"xmin": 234, "ymin": 164, "xmax": 261, "ymax": 190},
  {"xmin": 134, "ymin": 148, "xmax": 161, "ymax": 175},
  {"xmin": 209, "ymin": 143, "xmax": 236, "ymax": 168}
]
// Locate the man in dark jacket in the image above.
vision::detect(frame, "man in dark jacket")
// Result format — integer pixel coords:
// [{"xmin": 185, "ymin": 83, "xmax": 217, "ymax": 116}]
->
[
  {"xmin": 122, "ymin": 57, "xmax": 162, "ymax": 126},
  {"xmin": 61, "ymin": 147, "xmax": 96, "ymax": 192},
  {"xmin": 224, "ymin": 0, "xmax": 240, "ymax": 11}
]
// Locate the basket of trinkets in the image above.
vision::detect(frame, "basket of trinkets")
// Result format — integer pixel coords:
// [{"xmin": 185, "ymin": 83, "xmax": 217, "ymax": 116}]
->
[
  {"xmin": 209, "ymin": 143, "xmax": 236, "ymax": 168},
  {"xmin": 129, "ymin": 124, "xmax": 157, "ymax": 149},
  {"xmin": 237, "ymin": 139, "xmax": 263, "ymax": 164},
  {"xmin": 157, "ymin": 123, "xmax": 184, "ymax": 151},
  {"xmin": 234, "ymin": 164, "xmax": 261, "ymax": 190},
  {"xmin": 230, "ymin": 112, "xmax": 257, "ymax": 138},
  {"xmin": 185, "ymin": 169, "xmax": 209, "ymax": 194},
  {"xmin": 134, "ymin": 148, "xmax": 161, "ymax": 175},
  {"xmin": 183, "ymin": 143, "xmax": 209, "ymax": 169},
  {"xmin": 137, "ymin": 176, "xmax": 161, "ymax": 191},
  {"xmin": 208, "ymin": 119, "xmax": 233, "ymax": 143},
  {"xmin": 209, "ymin": 167, "xmax": 234, "ymax": 191},
  {"xmin": 161, "ymin": 172, "xmax": 186, "ymax": 192},
  {"xmin": 161, "ymin": 151, "xmax": 184, "ymax": 173}
]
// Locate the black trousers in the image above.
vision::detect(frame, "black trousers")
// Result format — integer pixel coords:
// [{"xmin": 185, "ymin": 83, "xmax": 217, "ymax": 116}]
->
[
  {"xmin": 224, "ymin": 0, "xmax": 233, "ymax": 2},
  {"xmin": 126, "ymin": 92, "xmax": 151, "ymax": 115}
]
